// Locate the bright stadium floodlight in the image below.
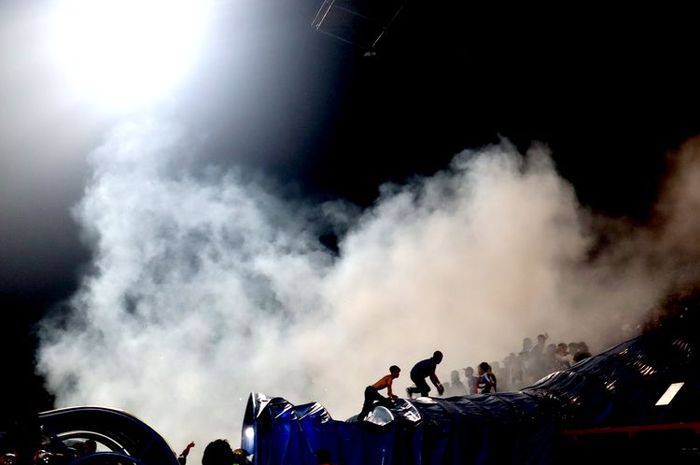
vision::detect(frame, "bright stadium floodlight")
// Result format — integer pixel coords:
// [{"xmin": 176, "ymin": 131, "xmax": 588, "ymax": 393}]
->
[
  {"xmin": 49, "ymin": 0, "xmax": 211, "ymax": 111},
  {"xmin": 655, "ymin": 382, "xmax": 684, "ymax": 406}
]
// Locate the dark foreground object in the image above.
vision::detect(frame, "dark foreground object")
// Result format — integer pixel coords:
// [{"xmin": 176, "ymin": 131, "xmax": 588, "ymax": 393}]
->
[{"xmin": 1, "ymin": 406, "xmax": 179, "ymax": 465}]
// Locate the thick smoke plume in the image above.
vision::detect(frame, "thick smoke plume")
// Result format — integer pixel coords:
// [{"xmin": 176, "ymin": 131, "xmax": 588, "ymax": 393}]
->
[{"xmin": 37, "ymin": 122, "xmax": 700, "ymax": 457}]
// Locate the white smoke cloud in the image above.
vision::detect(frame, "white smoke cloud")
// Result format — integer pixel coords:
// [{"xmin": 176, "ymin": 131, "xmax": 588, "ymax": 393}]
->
[{"xmin": 36, "ymin": 121, "xmax": 700, "ymax": 461}]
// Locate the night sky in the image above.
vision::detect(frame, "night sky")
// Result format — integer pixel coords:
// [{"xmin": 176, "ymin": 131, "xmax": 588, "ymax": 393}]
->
[{"xmin": 2, "ymin": 1, "xmax": 699, "ymax": 416}]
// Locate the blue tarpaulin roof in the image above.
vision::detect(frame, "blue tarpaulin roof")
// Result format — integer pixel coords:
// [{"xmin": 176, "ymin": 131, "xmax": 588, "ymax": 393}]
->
[{"xmin": 242, "ymin": 307, "xmax": 700, "ymax": 465}]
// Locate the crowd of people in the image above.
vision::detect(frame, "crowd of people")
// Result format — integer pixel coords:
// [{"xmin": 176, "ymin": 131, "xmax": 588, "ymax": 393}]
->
[
  {"xmin": 440, "ymin": 334, "xmax": 592, "ymax": 395},
  {"xmin": 359, "ymin": 334, "xmax": 593, "ymax": 420}
]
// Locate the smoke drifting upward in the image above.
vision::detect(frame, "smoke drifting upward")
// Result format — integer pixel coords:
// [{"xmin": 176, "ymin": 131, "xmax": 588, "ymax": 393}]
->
[{"xmin": 37, "ymin": 122, "xmax": 700, "ymax": 455}]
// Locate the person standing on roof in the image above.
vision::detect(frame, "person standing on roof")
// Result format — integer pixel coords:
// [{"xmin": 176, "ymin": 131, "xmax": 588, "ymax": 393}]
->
[
  {"xmin": 463, "ymin": 366, "xmax": 479, "ymax": 394},
  {"xmin": 406, "ymin": 351, "xmax": 444, "ymax": 399},
  {"xmin": 359, "ymin": 365, "xmax": 401, "ymax": 420},
  {"xmin": 444, "ymin": 370, "xmax": 467, "ymax": 396},
  {"xmin": 477, "ymin": 362, "xmax": 497, "ymax": 393}
]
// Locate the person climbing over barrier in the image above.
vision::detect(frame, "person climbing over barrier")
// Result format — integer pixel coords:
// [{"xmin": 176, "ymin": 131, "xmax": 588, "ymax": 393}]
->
[
  {"xmin": 406, "ymin": 351, "xmax": 444, "ymax": 398},
  {"xmin": 359, "ymin": 365, "xmax": 401, "ymax": 420}
]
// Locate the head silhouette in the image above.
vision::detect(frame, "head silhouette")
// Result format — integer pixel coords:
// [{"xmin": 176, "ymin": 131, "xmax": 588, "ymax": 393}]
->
[
  {"xmin": 202, "ymin": 440, "xmax": 234, "ymax": 465},
  {"xmin": 389, "ymin": 365, "xmax": 401, "ymax": 378},
  {"xmin": 478, "ymin": 362, "xmax": 490, "ymax": 375}
]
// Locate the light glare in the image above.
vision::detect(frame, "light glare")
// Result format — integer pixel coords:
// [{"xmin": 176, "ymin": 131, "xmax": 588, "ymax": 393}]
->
[
  {"xmin": 655, "ymin": 382, "xmax": 684, "ymax": 406},
  {"xmin": 244, "ymin": 427, "xmax": 254, "ymax": 441},
  {"xmin": 50, "ymin": 0, "xmax": 209, "ymax": 111}
]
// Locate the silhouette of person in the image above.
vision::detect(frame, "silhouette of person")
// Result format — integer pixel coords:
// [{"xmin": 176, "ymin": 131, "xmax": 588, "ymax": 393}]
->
[
  {"xmin": 477, "ymin": 362, "xmax": 497, "ymax": 393},
  {"xmin": 463, "ymin": 366, "xmax": 478, "ymax": 394},
  {"xmin": 406, "ymin": 351, "xmax": 444, "ymax": 398},
  {"xmin": 445, "ymin": 370, "xmax": 467, "ymax": 396},
  {"xmin": 202, "ymin": 440, "xmax": 234, "ymax": 465},
  {"xmin": 359, "ymin": 365, "xmax": 400, "ymax": 420}
]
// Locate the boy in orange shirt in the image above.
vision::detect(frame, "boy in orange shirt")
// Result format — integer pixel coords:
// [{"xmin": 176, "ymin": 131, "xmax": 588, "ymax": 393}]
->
[{"xmin": 359, "ymin": 365, "xmax": 401, "ymax": 420}]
